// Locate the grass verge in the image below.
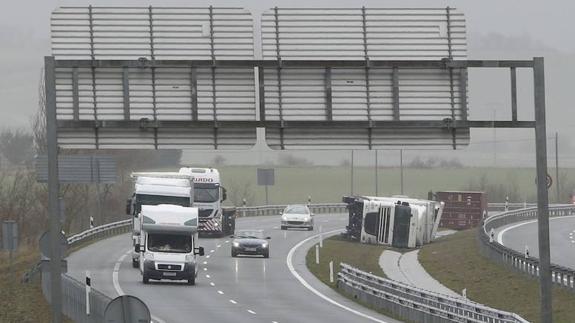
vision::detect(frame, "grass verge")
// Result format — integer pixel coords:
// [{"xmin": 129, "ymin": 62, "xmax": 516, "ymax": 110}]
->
[
  {"xmin": 306, "ymin": 235, "xmax": 387, "ymax": 288},
  {"xmin": 419, "ymin": 229, "xmax": 575, "ymax": 323},
  {"xmin": 0, "ymin": 247, "xmax": 71, "ymax": 323}
]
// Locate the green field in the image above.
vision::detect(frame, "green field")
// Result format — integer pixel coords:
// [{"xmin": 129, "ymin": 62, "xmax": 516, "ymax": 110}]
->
[
  {"xmin": 419, "ymin": 230, "xmax": 575, "ymax": 323},
  {"xmin": 215, "ymin": 166, "xmax": 574, "ymax": 206}
]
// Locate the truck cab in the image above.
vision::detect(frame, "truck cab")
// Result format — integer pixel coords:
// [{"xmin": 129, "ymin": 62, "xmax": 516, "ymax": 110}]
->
[
  {"xmin": 179, "ymin": 167, "xmax": 235, "ymax": 236},
  {"xmin": 137, "ymin": 204, "xmax": 204, "ymax": 285}
]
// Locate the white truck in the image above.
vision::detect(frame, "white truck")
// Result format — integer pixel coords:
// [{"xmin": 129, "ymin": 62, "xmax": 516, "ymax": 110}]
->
[
  {"xmin": 343, "ymin": 195, "xmax": 444, "ymax": 248},
  {"xmin": 136, "ymin": 204, "xmax": 204, "ymax": 285},
  {"xmin": 127, "ymin": 173, "xmax": 194, "ymax": 267},
  {"xmin": 179, "ymin": 167, "xmax": 236, "ymax": 237}
]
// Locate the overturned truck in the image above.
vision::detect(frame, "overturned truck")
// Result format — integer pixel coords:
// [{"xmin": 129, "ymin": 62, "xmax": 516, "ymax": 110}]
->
[{"xmin": 343, "ymin": 196, "xmax": 444, "ymax": 248}]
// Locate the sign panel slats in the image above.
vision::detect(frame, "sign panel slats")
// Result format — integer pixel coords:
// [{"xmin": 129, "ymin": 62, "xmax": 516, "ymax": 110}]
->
[
  {"xmin": 52, "ymin": 7, "xmax": 254, "ymax": 60},
  {"xmin": 262, "ymin": 7, "xmax": 466, "ymax": 60},
  {"xmin": 50, "ymin": 6, "xmax": 471, "ymax": 150}
]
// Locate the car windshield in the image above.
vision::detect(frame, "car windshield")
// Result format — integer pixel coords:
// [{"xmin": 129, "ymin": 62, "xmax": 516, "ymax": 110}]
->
[
  {"xmin": 285, "ymin": 205, "xmax": 309, "ymax": 214},
  {"xmin": 235, "ymin": 230, "xmax": 264, "ymax": 239},
  {"xmin": 194, "ymin": 184, "xmax": 219, "ymax": 203},
  {"xmin": 147, "ymin": 233, "xmax": 192, "ymax": 253}
]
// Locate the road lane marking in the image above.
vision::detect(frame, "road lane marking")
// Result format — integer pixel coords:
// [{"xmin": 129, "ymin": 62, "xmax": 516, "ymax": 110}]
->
[
  {"xmin": 217, "ymin": 244, "xmax": 222, "ymax": 248},
  {"xmin": 225, "ymin": 240, "xmax": 230, "ymax": 243},
  {"xmin": 247, "ymin": 310, "xmax": 256, "ymax": 314},
  {"xmin": 210, "ymin": 282, "xmax": 215, "ymax": 286},
  {"xmin": 497, "ymin": 215, "xmax": 575, "ymax": 245},
  {"xmin": 203, "ymin": 261, "xmax": 208, "ymax": 265},
  {"xmin": 206, "ymin": 255, "xmax": 211, "ymax": 258},
  {"xmin": 287, "ymin": 229, "xmax": 393, "ymax": 323},
  {"xmin": 205, "ymin": 274, "xmax": 211, "ymax": 278},
  {"xmin": 218, "ymin": 290, "xmax": 224, "ymax": 295},
  {"xmin": 210, "ymin": 249, "xmax": 215, "ymax": 253},
  {"xmin": 112, "ymin": 250, "xmax": 167, "ymax": 323},
  {"xmin": 229, "ymin": 299, "xmax": 237, "ymax": 304},
  {"xmin": 203, "ymin": 267, "xmax": 208, "ymax": 271}
]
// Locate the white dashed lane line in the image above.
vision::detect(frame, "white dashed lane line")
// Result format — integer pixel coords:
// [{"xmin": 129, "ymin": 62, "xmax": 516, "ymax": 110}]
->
[
  {"xmin": 210, "ymin": 249, "xmax": 215, "ymax": 253},
  {"xmin": 205, "ymin": 274, "xmax": 210, "ymax": 278},
  {"xmin": 217, "ymin": 290, "xmax": 224, "ymax": 295},
  {"xmin": 229, "ymin": 299, "xmax": 237, "ymax": 304},
  {"xmin": 217, "ymin": 244, "xmax": 222, "ymax": 248},
  {"xmin": 247, "ymin": 310, "xmax": 257, "ymax": 315},
  {"xmin": 203, "ymin": 261, "xmax": 208, "ymax": 265},
  {"xmin": 203, "ymin": 267, "xmax": 208, "ymax": 271},
  {"xmin": 206, "ymin": 255, "xmax": 211, "ymax": 258},
  {"xmin": 210, "ymin": 282, "xmax": 215, "ymax": 286}
]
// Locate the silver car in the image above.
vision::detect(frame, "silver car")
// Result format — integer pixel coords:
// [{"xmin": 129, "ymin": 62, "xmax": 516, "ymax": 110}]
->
[{"xmin": 280, "ymin": 204, "xmax": 314, "ymax": 231}]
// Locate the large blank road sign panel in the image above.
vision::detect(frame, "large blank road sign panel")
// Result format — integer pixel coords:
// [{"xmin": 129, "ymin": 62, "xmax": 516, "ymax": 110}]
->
[
  {"xmin": 261, "ymin": 8, "xmax": 466, "ymax": 60},
  {"xmin": 49, "ymin": 6, "xmax": 470, "ymax": 150},
  {"xmin": 51, "ymin": 7, "xmax": 254, "ymax": 60}
]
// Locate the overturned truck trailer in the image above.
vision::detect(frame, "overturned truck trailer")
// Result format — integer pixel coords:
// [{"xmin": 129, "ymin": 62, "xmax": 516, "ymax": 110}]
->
[{"xmin": 343, "ymin": 196, "xmax": 444, "ymax": 248}]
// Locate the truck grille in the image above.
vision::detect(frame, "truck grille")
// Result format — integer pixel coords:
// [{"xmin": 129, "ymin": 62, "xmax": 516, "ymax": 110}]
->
[
  {"xmin": 198, "ymin": 209, "xmax": 214, "ymax": 218},
  {"xmin": 157, "ymin": 264, "xmax": 182, "ymax": 271}
]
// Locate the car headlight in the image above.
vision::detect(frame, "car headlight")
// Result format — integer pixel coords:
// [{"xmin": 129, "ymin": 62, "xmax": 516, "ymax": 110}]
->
[
  {"xmin": 144, "ymin": 252, "xmax": 154, "ymax": 260},
  {"xmin": 281, "ymin": 215, "xmax": 288, "ymax": 221},
  {"xmin": 233, "ymin": 241, "xmax": 240, "ymax": 247},
  {"xmin": 185, "ymin": 254, "xmax": 195, "ymax": 262},
  {"xmin": 262, "ymin": 242, "xmax": 268, "ymax": 248}
]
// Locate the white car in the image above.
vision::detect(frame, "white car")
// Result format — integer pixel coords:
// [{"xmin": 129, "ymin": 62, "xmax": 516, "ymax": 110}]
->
[{"xmin": 280, "ymin": 204, "xmax": 314, "ymax": 231}]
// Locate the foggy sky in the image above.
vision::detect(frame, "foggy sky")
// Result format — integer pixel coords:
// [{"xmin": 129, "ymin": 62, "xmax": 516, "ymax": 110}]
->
[{"xmin": 1, "ymin": 0, "xmax": 575, "ymax": 167}]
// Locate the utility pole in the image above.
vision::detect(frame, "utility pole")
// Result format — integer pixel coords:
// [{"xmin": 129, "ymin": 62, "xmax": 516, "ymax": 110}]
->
[
  {"xmin": 375, "ymin": 150, "xmax": 378, "ymax": 196},
  {"xmin": 350, "ymin": 150, "xmax": 354, "ymax": 195},
  {"xmin": 555, "ymin": 132, "xmax": 560, "ymax": 203},
  {"xmin": 400, "ymin": 149, "xmax": 404, "ymax": 195},
  {"xmin": 493, "ymin": 109, "xmax": 497, "ymax": 166}
]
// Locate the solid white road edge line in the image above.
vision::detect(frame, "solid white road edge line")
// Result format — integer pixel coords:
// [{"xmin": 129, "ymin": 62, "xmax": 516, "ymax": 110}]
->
[
  {"xmin": 497, "ymin": 215, "xmax": 575, "ymax": 245},
  {"xmin": 112, "ymin": 250, "xmax": 167, "ymax": 323},
  {"xmin": 286, "ymin": 229, "xmax": 393, "ymax": 323}
]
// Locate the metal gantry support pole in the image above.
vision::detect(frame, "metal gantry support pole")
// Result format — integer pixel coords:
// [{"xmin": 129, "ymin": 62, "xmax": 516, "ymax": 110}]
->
[
  {"xmin": 375, "ymin": 150, "xmax": 378, "ymax": 196},
  {"xmin": 350, "ymin": 150, "xmax": 354, "ymax": 195},
  {"xmin": 400, "ymin": 149, "xmax": 404, "ymax": 195},
  {"xmin": 533, "ymin": 57, "xmax": 552, "ymax": 323},
  {"xmin": 45, "ymin": 56, "xmax": 63, "ymax": 323}
]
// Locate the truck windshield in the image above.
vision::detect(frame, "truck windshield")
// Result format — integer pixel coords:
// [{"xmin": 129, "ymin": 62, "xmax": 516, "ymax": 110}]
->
[
  {"xmin": 135, "ymin": 194, "xmax": 190, "ymax": 213},
  {"xmin": 194, "ymin": 184, "xmax": 219, "ymax": 203},
  {"xmin": 147, "ymin": 233, "xmax": 192, "ymax": 253}
]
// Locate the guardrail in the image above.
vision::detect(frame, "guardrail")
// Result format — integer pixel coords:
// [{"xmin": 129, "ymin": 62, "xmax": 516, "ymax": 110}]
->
[
  {"xmin": 478, "ymin": 205, "xmax": 575, "ymax": 292},
  {"xmin": 338, "ymin": 263, "xmax": 529, "ymax": 323},
  {"xmin": 41, "ymin": 219, "xmax": 134, "ymax": 323},
  {"xmin": 236, "ymin": 203, "xmax": 348, "ymax": 217}
]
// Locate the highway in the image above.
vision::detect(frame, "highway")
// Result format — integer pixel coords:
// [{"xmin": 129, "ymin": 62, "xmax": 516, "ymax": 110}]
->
[
  {"xmin": 67, "ymin": 213, "xmax": 401, "ymax": 323},
  {"xmin": 497, "ymin": 215, "xmax": 575, "ymax": 269}
]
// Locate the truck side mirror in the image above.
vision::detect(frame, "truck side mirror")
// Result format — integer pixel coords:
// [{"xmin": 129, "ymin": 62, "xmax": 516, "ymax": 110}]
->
[
  {"xmin": 135, "ymin": 244, "xmax": 141, "ymax": 253},
  {"xmin": 222, "ymin": 187, "xmax": 227, "ymax": 202},
  {"xmin": 195, "ymin": 247, "xmax": 205, "ymax": 256},
  {"xmin": 126, "ymin": 199, "xmax": 132, "ymax": 215}
]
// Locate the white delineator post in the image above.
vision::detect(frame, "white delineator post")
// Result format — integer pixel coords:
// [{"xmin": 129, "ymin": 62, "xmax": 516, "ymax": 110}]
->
[
  {"xmin": 315, "ymin": 245, "xmax": 320, "ymax": 264},
  {"xmin": 319, "ymin": 226, "xmax": 323, "ymax": 248},
  {"xmin": 329, "ymin": 261, "xmax": 334, "ymax": 283},
  {"xmin": 85, "ymin": 270, "xmax": 91, "ymax": 315}
]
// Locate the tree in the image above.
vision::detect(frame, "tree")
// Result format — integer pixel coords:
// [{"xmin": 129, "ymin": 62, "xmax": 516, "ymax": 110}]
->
[{"xmin": 0, "ymin": 129, "xmax": 34, "ymax": 166}]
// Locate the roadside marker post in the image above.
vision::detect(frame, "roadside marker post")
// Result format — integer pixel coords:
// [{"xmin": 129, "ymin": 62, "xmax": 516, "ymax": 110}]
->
[
  {"xmin": 319, "ymin": 226, "xmax": 323, "ymax": 248},
  {"xmin": 315, "ymin": 245, "xmax": 320, "ymax": 265},
  {"xmin": 85, "ymin": 271, "xmax": 91, "ymax": 315},
  {"xmin": 329, "ymin": 261, "xmax": 334, "ymax": 283}
]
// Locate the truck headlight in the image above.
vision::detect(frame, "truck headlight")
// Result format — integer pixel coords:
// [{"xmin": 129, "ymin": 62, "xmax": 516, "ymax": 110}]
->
[
  {"xmin": 262, "ymin": 242, "xmax": 268, "ymax": 248},
  {"xmin": 144, "ymin": 252, "xmax": 154, "ymax": 260},
  {"xmin": 233, "ymin": 241, "xmax": 240, "ymax": 247},
  {"xmin": 185, "ymin": 254, "xmax": 195, "ymax": 263}
]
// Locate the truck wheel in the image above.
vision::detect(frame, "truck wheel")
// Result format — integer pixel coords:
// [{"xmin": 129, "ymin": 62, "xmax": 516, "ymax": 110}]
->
[
  {"xmin": 308, "ymin": 226, "xmax": 314, "ymax": 231},
  {"xmin": 143, "ymin": 275, "xmax": 149, "ymax": 284},
  {"xmin": 132, "ymin": 258, "xmax": 138, "ymax": 268},
  {"xmin": 187, "ymin": 276, "xmax": 195, "ymax": 285},
  {"xmin": 231, "ymin": 250, "xmax": 237, "ymax": 257},
  {"xmin": 263, "ymin": 250, "xmax": 269, "ymax": 258}
]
